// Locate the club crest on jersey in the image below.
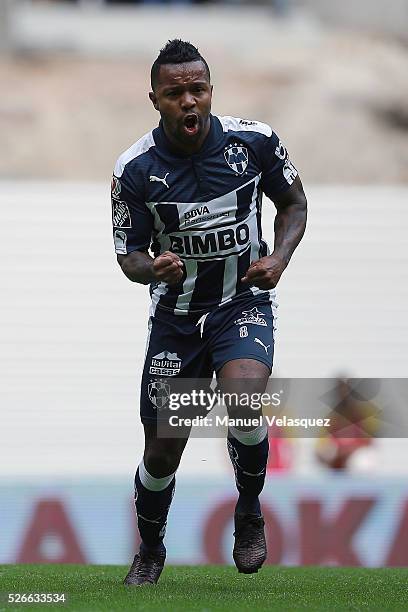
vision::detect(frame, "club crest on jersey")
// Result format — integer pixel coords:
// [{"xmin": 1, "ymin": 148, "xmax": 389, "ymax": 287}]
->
[
  {"xmin": 224, "ymin": 144, "xmax": 248, "ymax": 175},
  {"xmin": 234, "ymin": 307, "xmax": 267, "ymax": 327},
  {"xmin": 149, "ymin": 351, "xmax": 182, "ymax": 376},
  {"xmin": 148, "ymin": 380, "xmax": 171, "ymax": 410}
]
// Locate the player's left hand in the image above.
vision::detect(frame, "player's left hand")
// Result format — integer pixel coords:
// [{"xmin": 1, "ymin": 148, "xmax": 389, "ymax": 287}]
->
[{"xmin": 241, "ymin": 254, "xmax": 286, "ymax": 289}]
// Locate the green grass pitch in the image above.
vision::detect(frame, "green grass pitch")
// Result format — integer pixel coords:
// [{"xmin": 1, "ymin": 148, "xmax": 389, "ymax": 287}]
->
[{"xmin": 1, "ymin": 565, "xmax": 408, "ymax": 611}]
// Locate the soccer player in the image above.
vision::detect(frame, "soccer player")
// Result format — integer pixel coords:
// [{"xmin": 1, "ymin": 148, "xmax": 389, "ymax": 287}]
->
[{"xmin": 111, "ymin": 39, "xmax": 307, "ymax": 585}]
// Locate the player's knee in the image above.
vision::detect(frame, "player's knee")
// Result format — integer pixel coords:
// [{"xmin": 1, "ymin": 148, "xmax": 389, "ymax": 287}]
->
[{"xmin": 144, "ymin": 448, "xmax": 182, "ymax": 478}]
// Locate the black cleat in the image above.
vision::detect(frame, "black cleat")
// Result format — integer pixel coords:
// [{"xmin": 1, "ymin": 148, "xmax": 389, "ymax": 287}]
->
[
  {"xmin": 233, "ymin": 513, "xmax": 267, "ymax": 574},
  {"xmin": 124, "ymin": 547, "xmax": 166, "ymax": 586}
]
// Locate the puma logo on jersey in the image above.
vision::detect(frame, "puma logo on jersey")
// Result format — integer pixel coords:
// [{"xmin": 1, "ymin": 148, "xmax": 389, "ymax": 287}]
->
[
  {"xmin": 149, "ymin": 172, "xmax": 170, "ymax": 189},
  {"xmin": 254, "ymin": 337, "xmax": 270, "ymax": 354}
]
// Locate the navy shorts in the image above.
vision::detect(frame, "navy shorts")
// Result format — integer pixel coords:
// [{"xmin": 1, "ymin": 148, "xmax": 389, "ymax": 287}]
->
[{"xmin": 140, "ymin": 293, "xmax": 277, "ymax": 423}]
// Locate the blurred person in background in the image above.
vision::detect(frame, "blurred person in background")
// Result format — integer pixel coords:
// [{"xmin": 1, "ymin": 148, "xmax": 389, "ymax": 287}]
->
[
  {"xmin": 315, "ymin": 378, "xmax": 380, "ymax": 471},
  {"xmin": 267, "ymin": 422, "xmax": 294, "ymax": 471}
]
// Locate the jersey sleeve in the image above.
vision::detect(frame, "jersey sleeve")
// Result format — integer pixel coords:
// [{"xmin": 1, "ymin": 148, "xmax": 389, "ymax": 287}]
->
[
  {"xmin": 111, "ymin": 168, "xmax": 153, "ymax": 255},
  {"xmin": 260, "ymin": 131, "xmax": 298, "ymax": 200}
]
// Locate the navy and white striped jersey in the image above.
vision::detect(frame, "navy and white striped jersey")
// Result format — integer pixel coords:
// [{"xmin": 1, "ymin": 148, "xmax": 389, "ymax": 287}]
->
[{"xmin": 111, "ymin": 115, "xmax": 297, "ymax": 315}]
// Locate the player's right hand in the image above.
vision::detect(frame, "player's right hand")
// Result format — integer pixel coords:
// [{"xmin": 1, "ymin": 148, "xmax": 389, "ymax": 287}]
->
[{"xmin": 152, "ymin": 251, "xmax": 184, "ymax": 285}]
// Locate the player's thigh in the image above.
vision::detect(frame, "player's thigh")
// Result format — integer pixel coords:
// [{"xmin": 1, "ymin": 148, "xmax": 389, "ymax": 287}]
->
[
  {"xmin": 210, "ymin": 295, "xmax": 274, "ymax": 417},
  {"xmin": 217, "ymin": 359, "xmax": 270, "ymax": 421},
  {"xmin": 140, "ymin": 308, "xmax": 212, "ymax": 425},
  {"xmin": 210, "ymin": 294, "xmax": 275, "ymax": 379},
  {"xmin": 218, "ymin": 358, "xmax": 270, "ymax": 381}
]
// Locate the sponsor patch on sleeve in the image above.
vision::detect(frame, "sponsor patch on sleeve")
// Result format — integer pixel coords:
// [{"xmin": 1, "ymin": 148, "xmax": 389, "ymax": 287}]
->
[
  {"xmin": 283, "ymin": 159, "xmax": 298, "ymax": 185},
  {"xmin": 112, "ymin": 200, "xmax": 132, "ymax": 228},
  {"xmin": 114, "ymin": 229, "xmax": 127, "ymax": 254},
  {"xmin": 111, "ymin": 176, "xmax": 121, "ymax": 199}
]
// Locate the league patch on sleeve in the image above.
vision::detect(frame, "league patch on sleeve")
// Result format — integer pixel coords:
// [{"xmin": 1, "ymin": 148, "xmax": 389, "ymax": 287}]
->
[
  {"xmin": 112, "ymin": 200, "xmax": 132, "ymax": 228},
  {"xmin": 283, "ymin": 159, "xmax": 298, "ymax": 185},
  {"xmin": 275, "ymin": 140, "xmax": 287, "ymax": 160},
  {"xmin": 114, "ymin": 229, "xmax": 127, "ymax": 254},
  {"xmin": 275, "ymin": 139, "xmax": 297, "ymax": 185}
]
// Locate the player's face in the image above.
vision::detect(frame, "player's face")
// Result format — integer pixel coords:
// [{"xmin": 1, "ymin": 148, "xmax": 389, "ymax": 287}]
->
[{"xmin": 149, "ymin": 61, "xmax": 213, "ymax": 151}]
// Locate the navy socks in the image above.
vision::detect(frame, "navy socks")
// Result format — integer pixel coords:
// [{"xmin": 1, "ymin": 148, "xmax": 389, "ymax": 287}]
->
[
  {"xmin": 134, "ymin": 461, "xmax": 175, "ymax": 550},
  {"xmin": 227, "ymin": 425, "xmax": 269, "ymax": 516}
]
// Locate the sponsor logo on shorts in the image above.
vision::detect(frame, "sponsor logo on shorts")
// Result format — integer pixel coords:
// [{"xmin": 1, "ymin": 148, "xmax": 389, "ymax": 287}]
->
[
  {"xmin": 148, "ymin": 380, "xmax": 170, "ymax": 410},
  {"xmin": 114, "ymin": 230, "xmax": 127, "ymax": 254},
  {"xmin": 111, "ymin": 176, "xmax": 121, "ymax": 199},
  {"xmin": 112, "ymin": 200, "xmax": 131, "ymax": 228},
  {"xmin": 254, "ymin": 337, "xmax": 271, "ymax": 355},
  {"xmin": 234, "ymin": 307, "xmax": 267, "ymax": 327},
  {"xmin": 149, "ymin": 351, "xmax": 182, "ymax": 376}
]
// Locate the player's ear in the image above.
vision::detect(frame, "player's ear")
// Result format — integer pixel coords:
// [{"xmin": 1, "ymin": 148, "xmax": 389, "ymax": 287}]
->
[{"xmin": 149, "ymin": 91, "xmax": 159, "ymax": 111}]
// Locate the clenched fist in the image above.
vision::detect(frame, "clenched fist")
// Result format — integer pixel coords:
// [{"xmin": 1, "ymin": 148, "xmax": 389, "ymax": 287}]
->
[
  {"xmin": 153, "ymin": 251, "xmax": 184, "ymax": 286},
  {"xmin": 241, "ymin": 254, "xmax": 286, "ymax": 289}
]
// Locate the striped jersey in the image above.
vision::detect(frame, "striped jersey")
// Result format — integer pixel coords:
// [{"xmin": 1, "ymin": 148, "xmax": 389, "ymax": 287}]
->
[{"xmin": 111, "ymin": 115, "xmax": 297, "ymax": 314}]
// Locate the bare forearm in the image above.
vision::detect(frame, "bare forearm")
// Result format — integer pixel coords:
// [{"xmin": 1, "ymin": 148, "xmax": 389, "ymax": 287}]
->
[
  {"xmin": 273, "ymin": 179, "xmax": 307, "ymax": 268},
  {"xmin": 117, "ymin": 251, "xmax": 156, "ymax": 284},
  {"xmin": 273, "ymin": 199, "xmax": 307, "ymax": 267},
  {"xmin": 117, "ymin": 250, "xmax": 185, "ymax": 286}
]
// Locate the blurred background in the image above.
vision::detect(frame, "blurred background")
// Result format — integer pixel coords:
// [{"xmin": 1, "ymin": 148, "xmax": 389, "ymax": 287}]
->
[{"xmin": 1, "ymin": 0, "xmax": 408, "ymax": 567}]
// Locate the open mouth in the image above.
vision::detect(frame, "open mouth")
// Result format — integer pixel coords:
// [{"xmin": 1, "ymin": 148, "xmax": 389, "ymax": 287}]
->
[{"xmin": 183, "ymin": 114, "xmax": 199, "ymax": 136}]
